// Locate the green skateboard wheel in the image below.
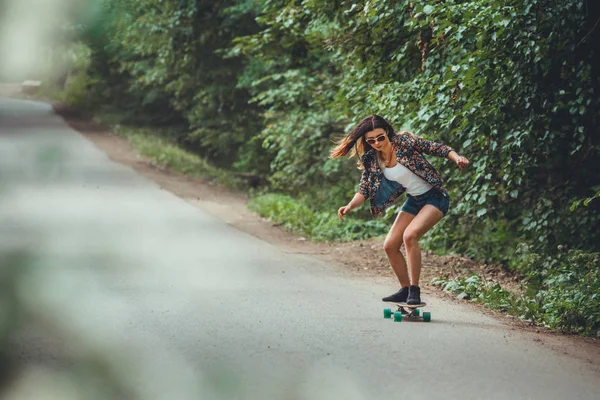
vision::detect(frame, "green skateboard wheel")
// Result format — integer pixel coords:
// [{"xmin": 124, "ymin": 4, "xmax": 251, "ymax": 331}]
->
[
  {"xmin": 423, "ymin": 312, "xmax": 431, "ymax": 322},
  {"xmin": 415, "ymin": 309, "xmax": 420, "ymax": 317},
  {"xmin": 394, "ymin": 312, "xmax": 403, "ymax": 322},
  {"xmin": 384, "ymin": 308, "xmax": 392, "ymax": 319}
]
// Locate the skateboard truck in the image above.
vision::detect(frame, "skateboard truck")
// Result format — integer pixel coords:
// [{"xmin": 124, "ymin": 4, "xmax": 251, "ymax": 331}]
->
[{"xmin": 383, "ymin": 302, "xmax": 431, "ymax": 322}]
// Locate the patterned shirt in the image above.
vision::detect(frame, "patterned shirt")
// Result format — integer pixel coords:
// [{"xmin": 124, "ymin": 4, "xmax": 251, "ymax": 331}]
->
[{"xmin": 358, "ymin": 133, "xmax": 454, "ymax": 217}]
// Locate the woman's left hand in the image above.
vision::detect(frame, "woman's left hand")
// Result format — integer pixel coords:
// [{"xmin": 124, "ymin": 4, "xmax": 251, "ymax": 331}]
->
[{"xmin": 455, "ymin": 155, "xmax": 470, "ymax": 169}]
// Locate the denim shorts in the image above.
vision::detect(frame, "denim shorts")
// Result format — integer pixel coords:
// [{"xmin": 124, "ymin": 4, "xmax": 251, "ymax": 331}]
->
[{"xmin": 401, "ymin": 188, "xmax": 450, "ymax": 216}]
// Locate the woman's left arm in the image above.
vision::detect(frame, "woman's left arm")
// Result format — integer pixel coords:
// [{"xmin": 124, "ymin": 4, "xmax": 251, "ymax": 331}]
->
[{"xmin": 411, "ymin": 136, "xmax": 469, "ymax": 169}]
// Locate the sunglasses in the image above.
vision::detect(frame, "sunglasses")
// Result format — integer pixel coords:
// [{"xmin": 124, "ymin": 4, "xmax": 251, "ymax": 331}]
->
[{"xmin": 365, "ymin": 134, "xmax": 387, "ymax": 145}]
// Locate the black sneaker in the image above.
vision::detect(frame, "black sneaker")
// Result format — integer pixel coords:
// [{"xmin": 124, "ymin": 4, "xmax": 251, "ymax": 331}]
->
[
  {"xmin": 406, "ymin": 285, "xmax": 422, "ymax": 305},
  {"xmin": 382, "ymin": 286, "xmax": 409, "ymax": 303}
]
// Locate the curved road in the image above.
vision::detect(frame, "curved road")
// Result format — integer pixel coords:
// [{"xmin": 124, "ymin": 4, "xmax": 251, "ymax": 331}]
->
[{"xmin": 1, "ymin": 97, "xmax": 599, "ymax": 399}]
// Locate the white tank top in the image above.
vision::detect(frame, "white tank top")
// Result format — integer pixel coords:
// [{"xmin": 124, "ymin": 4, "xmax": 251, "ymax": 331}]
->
[{"xmin": 382, "ymin": 162, "xmax": 433, "ymax": 196}]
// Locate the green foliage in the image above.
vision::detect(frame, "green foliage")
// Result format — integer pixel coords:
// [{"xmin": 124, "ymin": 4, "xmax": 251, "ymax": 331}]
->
[
  {"xmin": 55, "ymin": 74, "xmax": 102, "ymax": 111},
  {"xmin": 423, "ymin": 214, "xmax": 519, "ymax": 264},
  {"xmin": 249, "ymin": 194, "xmax": 388, "ymax": 242},
  {"xmin": 35, "ymin": 39, "xmax": 100, "ymax": 109},
  {"xmin": 227, "ymin": 0, "xmax": 600, "ymax": 260},
  {"xmin": 571, "ymin": 190, "xmax": 600, "ymax": 211},
  {"xmin": 79, "ymin": 0, "xmax": 265, "ymax": 166},
  {"xmin": 433, "ymin": 244, "xmax": 600, "ymax": 337}
]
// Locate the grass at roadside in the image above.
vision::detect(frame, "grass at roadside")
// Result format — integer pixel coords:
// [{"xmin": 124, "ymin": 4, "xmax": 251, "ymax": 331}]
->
[{"xmin": 248, "ymin": 193, "xmax": 389, "ymax": 242}]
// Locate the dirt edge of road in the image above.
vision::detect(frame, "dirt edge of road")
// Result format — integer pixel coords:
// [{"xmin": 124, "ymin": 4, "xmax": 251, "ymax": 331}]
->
[{"xmin": 1, "ymin": 86, "xmax": 598, "ymax": 369}]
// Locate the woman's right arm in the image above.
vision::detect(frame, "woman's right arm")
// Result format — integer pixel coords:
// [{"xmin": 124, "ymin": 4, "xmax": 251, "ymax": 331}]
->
[{"xmin": 338, "ymin": 192, "xmax": 366, "ymax": 220}]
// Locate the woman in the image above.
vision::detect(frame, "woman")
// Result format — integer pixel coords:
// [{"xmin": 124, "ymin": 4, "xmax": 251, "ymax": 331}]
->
[{"xmin": 330, "ymin": 115, "xmax": 469, "ymax": 305}]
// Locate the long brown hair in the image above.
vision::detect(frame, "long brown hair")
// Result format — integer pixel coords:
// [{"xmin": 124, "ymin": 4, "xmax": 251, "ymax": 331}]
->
[{"xmin": 330, "ymin": 115, "xmax": 396, "ymax": 168}]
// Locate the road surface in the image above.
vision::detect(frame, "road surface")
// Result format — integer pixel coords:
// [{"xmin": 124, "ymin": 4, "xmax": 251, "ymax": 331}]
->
[{"xmin": 1, "ymin": 97, "xmax": 599, "ymax": 399}]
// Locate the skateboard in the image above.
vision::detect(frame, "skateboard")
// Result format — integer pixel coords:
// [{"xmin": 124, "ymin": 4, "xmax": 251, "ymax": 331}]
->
[{"xmin": 383, "ymin": 302, "xmax": 431, "ymax": 322}]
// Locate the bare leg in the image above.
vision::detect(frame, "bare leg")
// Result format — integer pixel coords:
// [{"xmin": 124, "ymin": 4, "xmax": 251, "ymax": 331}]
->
[
  {"xmin": 383, "ymin": 211, "xmax": 415, "ymax": 287},
  {"xmin": 403, "ymin": 205, "xmax": 444, "ymax": 286}
]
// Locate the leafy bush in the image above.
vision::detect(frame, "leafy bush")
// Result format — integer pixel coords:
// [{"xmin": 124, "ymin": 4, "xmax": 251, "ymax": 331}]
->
[
  {"xmin": 423, "ymin": 213, "xmax": 519, "ymax": 264},
  {"xmin": 227, "ymin": 0, "xmax": 600, "ymax": 261},
  {"xmin": 433, "ymin": 245, "xmax": 600, "ymax": 337},
  {"xmin": 515, "ymin": 244, "xmax": 600, "ymax": 336}
]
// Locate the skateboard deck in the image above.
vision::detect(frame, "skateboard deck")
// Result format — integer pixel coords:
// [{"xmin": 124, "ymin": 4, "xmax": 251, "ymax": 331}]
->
[
  {"xmin": 383, "ymin": 302, "xmax": 431, "ymax": 322},
  {"xmin": 394, "ymin": 302, "xmax": 426, "ymax": 309}
]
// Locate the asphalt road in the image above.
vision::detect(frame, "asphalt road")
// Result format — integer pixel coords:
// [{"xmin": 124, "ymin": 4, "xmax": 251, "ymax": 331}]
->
[{"xmin": 1, "ymin": 97, "xmax": 599, "ymax": 400}]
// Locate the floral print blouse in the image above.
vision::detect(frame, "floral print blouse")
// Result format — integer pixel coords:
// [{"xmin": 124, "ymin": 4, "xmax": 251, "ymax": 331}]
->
[{"xmin": 358, "ymin": 133, "xmax": 454, "ymax": 217}]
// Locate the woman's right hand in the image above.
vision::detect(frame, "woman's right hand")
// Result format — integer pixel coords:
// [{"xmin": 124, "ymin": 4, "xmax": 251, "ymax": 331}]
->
[{"xmin": 338, "ymin": 205, "xmax": 352, "ymax": 220}]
